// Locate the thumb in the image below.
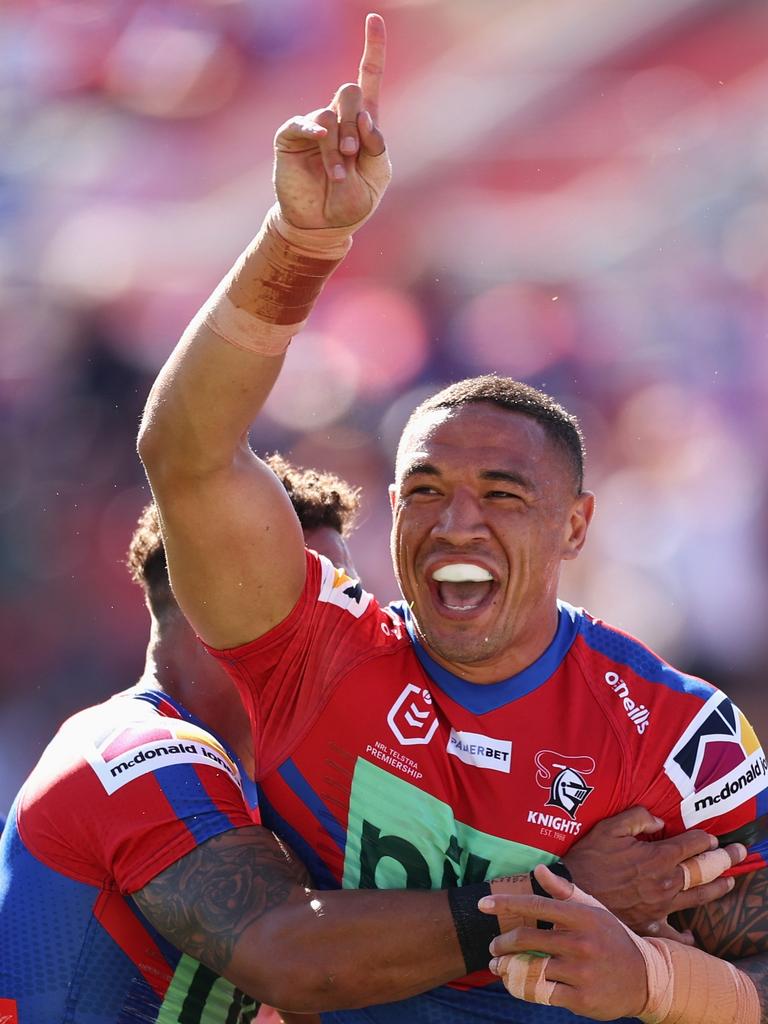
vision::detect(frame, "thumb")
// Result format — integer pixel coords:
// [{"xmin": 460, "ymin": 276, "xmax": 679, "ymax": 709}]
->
[
  {"xmin": 535, "ymin": 864, "xmax": 611, "ymax": 913},
  {"xmin": 274, "ymin": 115, "xmax": 327, "ymax": 152},
  {"xmin": 533, "ymin": 863, "xmax": 574, "ymax": 901}
]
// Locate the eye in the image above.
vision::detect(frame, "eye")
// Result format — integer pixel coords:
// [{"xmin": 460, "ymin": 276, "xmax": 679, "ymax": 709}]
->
[
  {"xmin": 486, "ymin": 490, "xmax": 524, "ymax": 500},
  {"xmin": 409, "ymin": 485, "xmax": 440, "ymax": 496}
]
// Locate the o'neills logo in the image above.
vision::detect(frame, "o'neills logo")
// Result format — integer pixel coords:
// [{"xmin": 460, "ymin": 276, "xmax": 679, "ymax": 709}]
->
[
  {"xmin": 604, "ymin": 671, "xmax": 650, "ymax": 735},
  {"xmin": 694, "ymin": 753, "xmax": 768, "ymax": 813}
]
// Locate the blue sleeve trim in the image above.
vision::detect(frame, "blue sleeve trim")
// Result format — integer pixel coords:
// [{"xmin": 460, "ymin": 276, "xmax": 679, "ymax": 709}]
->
[
  {"xmin": 579, "ymin": 616, "xmax": 713, "ymax": 699},
  {"xmin": 155, "ymin": 763, "xmax": 239, "ymax": 846}
]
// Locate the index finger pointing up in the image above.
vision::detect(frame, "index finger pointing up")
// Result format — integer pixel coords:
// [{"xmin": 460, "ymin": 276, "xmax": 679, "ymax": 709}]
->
[{"xmin": 358, "ymin": 13, "xmax": 386, "ymax": 124}]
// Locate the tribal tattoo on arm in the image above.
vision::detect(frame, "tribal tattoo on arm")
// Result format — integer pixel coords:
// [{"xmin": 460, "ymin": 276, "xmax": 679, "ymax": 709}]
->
[
  {"xmin": 133, "ymin": 825, "xmax": 309, "ymax": 975},
  {"xmin": 672, "ymin": 866, "xmax": 768, "ymax": 1020}
]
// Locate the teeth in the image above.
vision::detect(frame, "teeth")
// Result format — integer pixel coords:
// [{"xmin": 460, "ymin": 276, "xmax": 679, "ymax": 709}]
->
[{"xmin": 432, "ymin": 563, "xmax": 493, "ymax": 583}]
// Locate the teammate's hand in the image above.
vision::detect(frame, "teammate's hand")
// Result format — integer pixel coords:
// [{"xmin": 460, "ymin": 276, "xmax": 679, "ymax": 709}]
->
[
  {"xmin": 273, "ymin": 13, "xmax": 391, "ymax": 231},
  {"xmin": 483, "ymin": 865, "xmax": 648, "ymax": 1021},
  {"xmin": 562, "ymin": 805, "xmax": 746, "ymax": 941}
]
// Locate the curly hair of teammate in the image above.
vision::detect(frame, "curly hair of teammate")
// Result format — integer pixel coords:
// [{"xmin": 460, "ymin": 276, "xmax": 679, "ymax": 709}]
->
[{"xmin": 127, "ymin": 454, "xmax": 360, "ymax": 617}]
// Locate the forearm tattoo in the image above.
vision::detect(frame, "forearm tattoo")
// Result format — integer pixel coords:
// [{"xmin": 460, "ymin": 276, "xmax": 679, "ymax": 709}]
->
[
  {"xmin": 673, "ymin": 868, "xmax": 768, "ymax": 961},
  {"xmin": 133, "ymin": 826, "xmax": 305, "ymax": 975},
  {"xmin": 673, "ymin": 867, "xmax": 768, "ymax": 1020}
]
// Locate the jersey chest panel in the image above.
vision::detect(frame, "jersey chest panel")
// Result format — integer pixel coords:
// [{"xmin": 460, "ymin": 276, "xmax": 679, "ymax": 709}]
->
[{"xmin": 260, "ymin": 644, "xmax": 627, "ymax": 890}]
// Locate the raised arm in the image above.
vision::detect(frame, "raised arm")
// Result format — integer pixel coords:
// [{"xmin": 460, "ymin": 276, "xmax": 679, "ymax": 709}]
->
[{"xmin": 137, "ymin": 15, "xmax": 391, "ymax": 649}]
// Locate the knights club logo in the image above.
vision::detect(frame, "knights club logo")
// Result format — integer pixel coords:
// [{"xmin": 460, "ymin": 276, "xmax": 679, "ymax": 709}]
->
[
  {"xmin": 387, "ymin": 683, "xmax": 439, "ymax": 747},
  {"xmin": 535, "ymin": 750, "xmax": 595, "ymax": 819}
]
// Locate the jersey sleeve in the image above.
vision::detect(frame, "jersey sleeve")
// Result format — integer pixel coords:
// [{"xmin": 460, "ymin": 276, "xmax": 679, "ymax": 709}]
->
[
  {"xmin": 20, "ymin": 713, "xmax": 256, "ymax": 894},
  {"xmin": 205, "ymin": 549, "xmax": 389, "ymax": 777},
  {"xmin": 633, "ymin": 689, "xmax": 768, "ymax": 875}
]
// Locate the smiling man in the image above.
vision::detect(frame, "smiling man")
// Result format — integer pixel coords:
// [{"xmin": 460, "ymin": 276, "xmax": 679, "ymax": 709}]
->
[
  {"xmin": 390, "ymin": 385, "xmax": 591, "ymax": 680},
  {"xmin": 138, "ymin": 13, "xmax": 768, "ymax": 1024}
]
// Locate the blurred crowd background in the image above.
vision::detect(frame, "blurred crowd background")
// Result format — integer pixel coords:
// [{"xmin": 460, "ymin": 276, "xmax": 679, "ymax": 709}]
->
[{"xmin": 2, "ymin": 0, "xmax": 768, "ymax": 813}]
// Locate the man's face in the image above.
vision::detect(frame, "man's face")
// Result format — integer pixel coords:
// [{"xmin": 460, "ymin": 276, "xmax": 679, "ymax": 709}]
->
[
  {"xmin": 303, "ymin": 525, "xmax": 357, "ymax": 577},
  {"xmin": 390, "ymin": 403, "xmax": 593, "ymax": 681}
]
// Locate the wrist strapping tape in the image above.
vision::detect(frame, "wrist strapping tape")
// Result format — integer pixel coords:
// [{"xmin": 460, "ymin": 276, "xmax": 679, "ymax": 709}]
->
[
  {"xmin": 495, "ymin": 874, "xmax": 760, "ymax": 1022},
  {"xmin": 636, "ymin": 936, "xmax": 760, "ymax": 1024},
  {"xmin": 200, "ymin": 205, "xmax": 352, "ymax": 357}
]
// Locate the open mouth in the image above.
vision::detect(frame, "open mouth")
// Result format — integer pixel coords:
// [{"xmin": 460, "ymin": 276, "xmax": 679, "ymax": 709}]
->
[{"xmin": 430, "ymin": 562, "xmax": 496, "ymax": 614}]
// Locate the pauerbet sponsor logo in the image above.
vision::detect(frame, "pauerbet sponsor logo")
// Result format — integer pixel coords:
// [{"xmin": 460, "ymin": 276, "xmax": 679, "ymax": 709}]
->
[
  {"xmin": 604, "ymin": 671, "xmax": 650, "ymax": 735},
  {"xmin": 693, "ymin": 752, "xmax": 768, "ymax": 813},
  {"xmin": 447, "ymin": 729, "xmax": 512, "ymax": 773}
]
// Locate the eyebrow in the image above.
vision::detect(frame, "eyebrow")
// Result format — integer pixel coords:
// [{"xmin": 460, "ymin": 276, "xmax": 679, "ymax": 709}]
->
[
  {"xmin": 479, "ymin": 469, "xmax": 537, "ymax": 493},
  {"xmin": 401, "ymin": 461, "xmax": 440, "ymax": 480},
  {"xmin": 402, "ymin": 463, "xmax": 536, "ymax": 493}
]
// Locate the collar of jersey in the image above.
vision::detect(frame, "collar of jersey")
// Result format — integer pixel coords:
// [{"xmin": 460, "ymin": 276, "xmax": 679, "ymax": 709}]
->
[{"xmin": 390, "ymin": 600, "xmax": 581, "ymax": 714}]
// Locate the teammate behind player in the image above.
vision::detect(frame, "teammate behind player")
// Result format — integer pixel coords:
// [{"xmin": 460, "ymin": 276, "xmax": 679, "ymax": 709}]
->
[
  {"xmin": 137, "ymin": 14, "xmax": 768, "ymax": 1023},
  {"xmin": 1, "ymin": 454, "xmax": 737, "ymax": 1024}
]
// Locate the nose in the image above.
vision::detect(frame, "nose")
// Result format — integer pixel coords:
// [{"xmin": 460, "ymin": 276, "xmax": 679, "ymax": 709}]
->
[{"xmin": 431, "ymin": 488, "xmax": 490, "ymax": 546}]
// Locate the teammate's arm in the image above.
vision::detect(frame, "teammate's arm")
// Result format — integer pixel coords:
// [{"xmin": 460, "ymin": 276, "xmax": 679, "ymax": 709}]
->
[
  {"xmin": 137, "ymin": 15, "xmax": 390, "ymax": 649},
  {"xmin": 132, "ymin": 825, "xmax": 470, "ymax": 1012},
  {"xmin": 564, "ymin": 804, "xmax": 746, "ymax": 940}
]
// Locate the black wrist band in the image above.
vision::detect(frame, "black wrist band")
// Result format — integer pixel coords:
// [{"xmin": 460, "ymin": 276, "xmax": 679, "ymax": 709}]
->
[
  {"xmin": 447, "ymin": 861, "xmax": 574, "ymax": 973},
  {"xmin": 447, "ymin": 882, "xmax": 500, "ymax": 974}
]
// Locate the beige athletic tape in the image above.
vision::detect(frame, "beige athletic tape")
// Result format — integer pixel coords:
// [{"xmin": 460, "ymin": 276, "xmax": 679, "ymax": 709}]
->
[
  {"xmin": 501, "ymin": 954, "xmax": 556, "ymax": 1005},
  {"xmin": 636, "ymin": 936, "xmax": 760, "ymax": 1024},
  {"xmin": 200, "ymin": 136, "xmax": 392, "ymax": 355},
  {"xmin": 492, "ymin": 876, "xmax": 602, "ymax": 1006},
  {"xmin": 200, "ymin": 207, "xmax": 346, "ymax": 356},
  {"xmin": 679, "ymin": 848, "xmax": 733, "ymax": 891},
  {"xmin": 493, "ymin": 873, "xmax": 760, "ymax": 1023},
  {"xmin": 489, "ymin": 875, "xmax": 541, "ymax": 933}
]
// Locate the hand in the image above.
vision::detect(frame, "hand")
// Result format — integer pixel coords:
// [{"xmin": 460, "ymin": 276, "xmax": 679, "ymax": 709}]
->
[
  {"xmin": 484, "ymin": 865, "xmax": 648, "ymax": 1021},
  {"xmin": 563, "ymin": 805, "xmax": 746, "ymax": 942},
  {"xmin": 273, "ymin": 13, "xmax": 391, "ymax": 230}
]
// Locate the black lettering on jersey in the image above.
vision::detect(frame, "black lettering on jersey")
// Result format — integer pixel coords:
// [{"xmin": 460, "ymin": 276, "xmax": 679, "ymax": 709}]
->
[
  {"xmin": 180, "ymin": 963, "xmax": 259, "ymax": 1024},
  {"xmin": 343, "ymin": 581, "xmax": 364, "ymax": 604},
  {"xmin": 360, "ymin": 820, "xmax": 431, "ymax": 889},
  {"xmin": 441, "ymin": 834, "xmax": 491, "ymax": 888},
  {"xmin": 360, "ymin": 821, "xmax": 491, "ymax": 890}
]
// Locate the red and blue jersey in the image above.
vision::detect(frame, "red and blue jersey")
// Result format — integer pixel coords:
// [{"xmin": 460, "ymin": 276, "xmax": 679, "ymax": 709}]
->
[
  {"xmin": 209, "ymin": 551, "xmax": 768, "ymax": 1024},
  {"xmin": 0, "ymin": 687, "xmax": 260, "ymax": 1023}
]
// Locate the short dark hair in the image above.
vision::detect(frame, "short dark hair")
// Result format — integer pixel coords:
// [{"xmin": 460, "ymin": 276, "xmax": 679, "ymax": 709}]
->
[
  {"xmin": 403, "ymin": 374, "xmax": 585, "ymax": 491},
  {"xmin": 127, "ymin": 454, "xmax": 360, "ymax": 618}
]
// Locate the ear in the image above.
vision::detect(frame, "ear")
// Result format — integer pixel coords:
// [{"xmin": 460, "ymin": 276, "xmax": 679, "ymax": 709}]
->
[
  {"xmin": 561, "ymin": 491, "xmax": 594, "ymax": 560},
  {"xmin": 388, "ymin": 483, "xmax": 397, "ymax": 511}
]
